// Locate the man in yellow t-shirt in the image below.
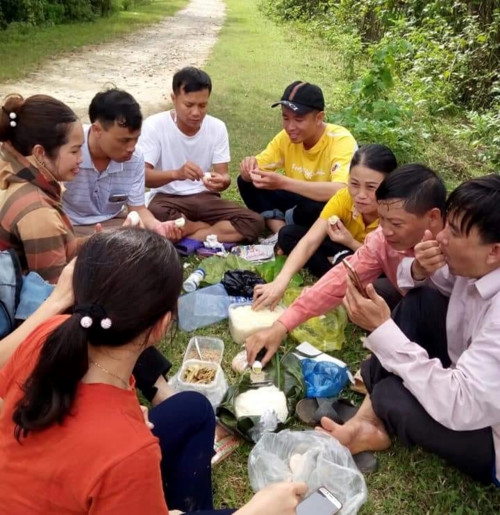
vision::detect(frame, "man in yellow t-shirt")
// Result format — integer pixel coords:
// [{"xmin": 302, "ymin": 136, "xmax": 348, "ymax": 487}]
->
[{"xmin": 238, "ymin": 81, "xmax": 357, "ymax": 234}]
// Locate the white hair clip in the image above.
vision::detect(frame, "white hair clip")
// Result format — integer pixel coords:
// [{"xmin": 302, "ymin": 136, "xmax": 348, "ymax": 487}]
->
[
  {"xmin": 80, "ymin": 316, "xmax": 93, "ymax": 329},
  {"xmin": 9, "ymin": 112, "xmax": 16, "ymax": 120},
  {"xmin": 100, "ymin": 318, "xmax": 112, "ymax": 330},
  {"xmin": 10, "ymin": 121, "xmax": 16, "ymax": 128}
]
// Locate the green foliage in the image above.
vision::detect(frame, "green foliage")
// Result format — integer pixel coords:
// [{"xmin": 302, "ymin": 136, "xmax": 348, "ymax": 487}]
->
[
  {"xmin": 0, "ymin": 0, "xmax": 134, "ymax": 27},
  {"xmin": 334, "ymin": 39, "xmax": 425, "ymax": 162},
  {"xmin": 264, "ymin": 0, "xmax": 500, "ymax": 111}
]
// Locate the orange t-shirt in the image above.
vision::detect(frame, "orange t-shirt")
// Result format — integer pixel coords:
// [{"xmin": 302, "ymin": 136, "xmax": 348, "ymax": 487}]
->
[{"xmin": 0, "ymin": 315, "xmax": 169, "ymax": 515}]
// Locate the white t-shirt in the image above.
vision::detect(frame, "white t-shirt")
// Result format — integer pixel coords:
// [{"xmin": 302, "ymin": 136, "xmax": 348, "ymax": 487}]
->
[{"xmin": 138, "ymin": 111, "xmax": 230, "ymax": 196}]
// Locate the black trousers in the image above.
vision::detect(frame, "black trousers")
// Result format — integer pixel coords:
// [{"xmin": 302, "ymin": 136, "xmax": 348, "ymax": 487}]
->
[
  {"xmin": 237, "ymin": 175, "xmax": 324, "ymax": 226},
  {"xmin": 278, "ymin": 224, "xmax": 353, "ymax": 277},
  {"xmin": 362, "ymin": 287, "xmax": 495, "ymax": 484},
  {"xmin": 133, "ymin": 347, "xmax": 172, "ymax": 402}
]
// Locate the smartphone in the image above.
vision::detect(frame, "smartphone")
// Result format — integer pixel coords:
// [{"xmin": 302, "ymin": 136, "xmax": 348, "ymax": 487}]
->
[
  {"xmin": 297, "ymin": 487, "xmax": 343, "ymax": 515},
  {"xmin": 108, "ymin": 193, "xmax": 128, "ymax": 203},
  {"xmin": 342, "ymin": 259, "xmax": 368, "ymax": 298}
]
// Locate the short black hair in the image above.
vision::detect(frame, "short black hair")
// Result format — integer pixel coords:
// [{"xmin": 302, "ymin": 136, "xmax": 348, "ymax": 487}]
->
[
  {"xmin": 376, "ymin": 163, "xmax": 447, "ymax": 216},
  {"xmin": 445, "ymin": 174, "xmax": 500, "ymax": 244},
  {"xmin": 351, "ymin": 144, "xmax": 398, "ymax": 175},
  {"xmin": 89, "ymin": 88, "xmax": 142, "ymax": 130},
  {"xmin": 172, "ymin": 67, "xmax": 212, "ymax": 95}
]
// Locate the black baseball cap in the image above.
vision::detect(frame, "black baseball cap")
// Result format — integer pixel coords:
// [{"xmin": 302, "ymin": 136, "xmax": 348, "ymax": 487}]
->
[{"xmin": 271, "ymin": 81, "xmax": 325, "ymax": 115}]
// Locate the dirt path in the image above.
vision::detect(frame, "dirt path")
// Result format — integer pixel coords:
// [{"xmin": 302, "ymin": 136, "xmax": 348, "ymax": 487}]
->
[{"xmin": 0, "ymin": 0, "xmax": 225, "ymax": 120}]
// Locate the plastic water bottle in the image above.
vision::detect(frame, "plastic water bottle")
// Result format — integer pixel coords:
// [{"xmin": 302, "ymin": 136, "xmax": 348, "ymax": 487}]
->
[
  {"xmin": 183, "ymin": 268, "xmax": 206, "ymax": 293},
  {"xmin": 178, "ymin": 283, "xmax": 252, "ymax": 332}
]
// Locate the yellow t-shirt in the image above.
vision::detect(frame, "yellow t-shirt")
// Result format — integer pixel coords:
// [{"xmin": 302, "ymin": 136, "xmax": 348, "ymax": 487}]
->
[
  {"xmin": 255, "ymin": 123, "xmax": 356, "ymax": 184},
  {"xmin": 320, "ymin": 187, "xmax": 379, "ymax": 243}
]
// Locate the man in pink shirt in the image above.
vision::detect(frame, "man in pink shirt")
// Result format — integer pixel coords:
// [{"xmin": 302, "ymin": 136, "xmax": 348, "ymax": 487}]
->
[
  {"xmin": 328, "ymin": 175, "xmax": 500, "ymax": 485},
  {"xmin": 246, "ymin": 164, "xmax": 446, "ymax": 365}
]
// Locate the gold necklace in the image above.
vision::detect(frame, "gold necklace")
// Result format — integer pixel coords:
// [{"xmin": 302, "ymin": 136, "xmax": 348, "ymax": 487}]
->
[{"xmin": 89, "ymin": 360, "xmax": 130, "ymax": 390}]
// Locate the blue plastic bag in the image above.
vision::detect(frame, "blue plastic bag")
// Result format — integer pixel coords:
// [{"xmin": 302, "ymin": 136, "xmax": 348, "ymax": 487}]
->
[{"xmin": 301, "ymin": 359, "xmax": 350, "ymax": 398}]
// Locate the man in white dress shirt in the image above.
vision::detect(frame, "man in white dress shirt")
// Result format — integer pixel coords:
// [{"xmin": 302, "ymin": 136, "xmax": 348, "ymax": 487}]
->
[{"xmin": 321, "ymin": 175, "xmax": 500, "ymax": 485}]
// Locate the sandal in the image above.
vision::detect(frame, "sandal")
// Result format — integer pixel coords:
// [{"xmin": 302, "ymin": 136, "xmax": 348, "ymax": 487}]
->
[{"xmin": 295, "ymin": 398, "xmax": 359, "ymax": 426}]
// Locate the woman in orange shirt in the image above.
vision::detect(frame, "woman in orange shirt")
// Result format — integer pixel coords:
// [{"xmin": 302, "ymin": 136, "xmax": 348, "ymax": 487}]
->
[{"xmin": 0, "ymin": 228, "xmax": 305, "ymax": 514}]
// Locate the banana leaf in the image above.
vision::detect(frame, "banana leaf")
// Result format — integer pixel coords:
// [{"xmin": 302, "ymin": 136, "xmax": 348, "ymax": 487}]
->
[
  {"xmin": 216, "ymin": 352, "xmax": 305, "ymax": 442},
  {"xmin": 201, "ymin": 254, "xmax": 256, "ymax": 284}
]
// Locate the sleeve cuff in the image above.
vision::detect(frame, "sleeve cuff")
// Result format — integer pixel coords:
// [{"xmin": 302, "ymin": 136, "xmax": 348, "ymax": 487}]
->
[
  {"xmin": 365, "ymin": 319, "xmax": 410, "ymax": 364},
  {"xmin": 397, "ymin": 257, "xmax": 427, "ymax": 290}
]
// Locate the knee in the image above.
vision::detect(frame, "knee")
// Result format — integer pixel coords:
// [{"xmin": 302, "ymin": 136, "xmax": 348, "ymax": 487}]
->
[
  {"xmin": 237, "ymin": 174, "xmax": 252, "ymax": 192},
  {"xmin": 277, "ymin": 225, "xmax": 298, "ymax": 254},
  {"xmin": 237, "ymin": 210, "xmax": 265, "ymax": 241}
]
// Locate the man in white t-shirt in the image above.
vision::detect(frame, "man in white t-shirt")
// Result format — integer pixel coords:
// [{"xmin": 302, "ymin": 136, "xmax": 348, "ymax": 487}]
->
[{"xmin": 139, "ymin": 67, "xmax": 264, "ymax": 243}]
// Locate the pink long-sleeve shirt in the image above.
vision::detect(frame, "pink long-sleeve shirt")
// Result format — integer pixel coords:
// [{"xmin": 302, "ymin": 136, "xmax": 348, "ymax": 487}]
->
[
  {"xmin": 278, "ymin": 227, "xmax": 414, "ymax": 331},
  {"xmin": 368, "ymin": 260, "xmax": 500, "ymax": 483}
]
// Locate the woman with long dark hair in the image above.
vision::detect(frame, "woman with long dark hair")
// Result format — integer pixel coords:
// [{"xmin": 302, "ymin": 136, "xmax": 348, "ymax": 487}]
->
[
  {"xmin": 0, "ymin": 94, "xmax": 84, "ymax": 283},
  {"xmin": 0, "ymin": 228, "xmax": 305, "ymax": 514}
]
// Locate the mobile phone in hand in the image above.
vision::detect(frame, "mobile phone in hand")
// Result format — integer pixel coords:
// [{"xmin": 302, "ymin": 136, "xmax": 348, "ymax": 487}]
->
[
  {"xmin": 297, "ymin": 487, "xmax": 342, "ymax": 515},
  {"xmin": 342, "ymin": 259, "xmax": 368, "ymax": 298}
]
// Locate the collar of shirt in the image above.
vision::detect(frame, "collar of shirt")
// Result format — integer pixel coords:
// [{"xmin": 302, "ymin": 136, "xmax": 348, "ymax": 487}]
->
[{"xmin": 472, "ymin": 266, "xmax": 500, "ymax": 300}]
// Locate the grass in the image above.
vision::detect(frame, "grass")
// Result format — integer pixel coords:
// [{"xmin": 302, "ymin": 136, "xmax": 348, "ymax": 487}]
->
[
  {"xmin": 3, "ymin": 0, "xmax": 498, "ymax": 512},
  {"xmin": 0, "ymin": 0, "xmax": 189, "ymax": 83},
  {"xmin": 163, "ymin": 1, "xmax": 500, "ymax": 513}
]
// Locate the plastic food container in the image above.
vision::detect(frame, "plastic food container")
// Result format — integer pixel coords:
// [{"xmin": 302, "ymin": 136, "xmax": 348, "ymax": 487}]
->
[
  {"xmin": 183, "ymin": 336, "xmax": 224, "ymax": 365},
  {"xmin": 178, "ymin": 359, "xmax": 220, "ymax": 387},
  {"xmin": 228, "ymin": 302, "xmax": 285, "ymax": 344},
  {"xmin": 172, "ymin": 359, "xmax": 228, "ymax": 408}
]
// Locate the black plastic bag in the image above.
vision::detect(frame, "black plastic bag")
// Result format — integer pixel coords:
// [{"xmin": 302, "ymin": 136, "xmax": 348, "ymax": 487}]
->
[{"xmin": 221, "ymin": 270, "xmax": 266, "ymax": 298}]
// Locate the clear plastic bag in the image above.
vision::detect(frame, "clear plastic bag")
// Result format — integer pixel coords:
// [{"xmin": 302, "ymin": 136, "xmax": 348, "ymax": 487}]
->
[{"xmin": 248, "ymin": 429, "xmax": 367, "ymax": 515}]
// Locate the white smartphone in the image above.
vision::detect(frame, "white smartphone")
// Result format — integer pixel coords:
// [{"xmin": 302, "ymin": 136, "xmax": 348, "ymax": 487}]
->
[{"xmin": 296, "ymin": 487, "xmax": 343, "ymax": 515}]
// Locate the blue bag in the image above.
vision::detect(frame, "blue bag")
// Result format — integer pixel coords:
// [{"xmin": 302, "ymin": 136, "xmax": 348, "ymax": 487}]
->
[
  {"xmin": 0, "ymin": 250, "xmax": 54, "ymax": 338},
  {"xmin": 301, "ymin": 358, "xmax": 350, "ymax": 398}
]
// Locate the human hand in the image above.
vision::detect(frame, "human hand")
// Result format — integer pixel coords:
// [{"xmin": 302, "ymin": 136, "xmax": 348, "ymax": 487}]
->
[
  {"xmin": 253, "ymin": 279, "xmax": 287, "ymax": 311},
  {"xmin": 250, "ymin": 170, "xmax": 285, "ymax": 190},
  {"xmin": 153, "ymin": 220, "xmax": 184, "ymax": 242},
  {"xmin": 343, "ymin": 276, "xmax": 391, "ymax": 332},
  {"xmin": 245, "ymin": 321, "xmax": 287, "ymax": 366},
  {"xmin": 176, "ymin": 161, "xmax": 204, "ymax": 181},
  {"xmin": 140, "ymin": 405, "xmax": 154, "ymax": 430},
  {"xmin": 412, "ymin": 229, "xmax": 446, "ymax": 280},
  {"xmin": 326, "ymin": 218, "xmax": 355, "ymax": 248},
  {"xmin": 48, "ymin": 258, "xmax": 76, "ymax": 312},
  {"xmin": 240, "ymin": 156, "xmax": 258, "ymax": 181},
  {"xmin": 203, "ymin": 172, "xmax": 230, "ymax": 192},
  {"xmin": 235, "ymin": 482, "xmax": 308, "ymax": 515}
]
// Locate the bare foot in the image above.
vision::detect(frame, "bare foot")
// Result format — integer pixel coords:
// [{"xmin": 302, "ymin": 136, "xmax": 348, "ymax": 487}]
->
[{"xmin": 316, "ymin": 410, "xmax": 390, "ymax": 455}]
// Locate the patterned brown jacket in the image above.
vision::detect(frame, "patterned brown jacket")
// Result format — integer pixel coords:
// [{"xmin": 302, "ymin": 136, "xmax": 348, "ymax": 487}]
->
[{"xmin": 0, "ymin": 143, "xmax": 77, "ymax": 284}]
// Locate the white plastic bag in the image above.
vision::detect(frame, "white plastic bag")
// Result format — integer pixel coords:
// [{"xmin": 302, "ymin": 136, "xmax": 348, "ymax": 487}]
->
[{"xmin": 248, "ymin": 430, "xmax": 367, "ymax": 515}]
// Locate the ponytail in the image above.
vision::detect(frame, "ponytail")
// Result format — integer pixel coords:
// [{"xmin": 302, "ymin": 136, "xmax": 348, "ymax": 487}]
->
[
  {"xmin": 12, "ymin": 228, "xmax": 182, "ymax": 439},
  {"xmin": 13, "ymin": 315, "xmax": 88, "ymax": 440}
]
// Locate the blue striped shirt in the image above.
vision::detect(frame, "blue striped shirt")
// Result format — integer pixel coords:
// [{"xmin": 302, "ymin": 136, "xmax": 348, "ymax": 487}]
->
[{"xmin": 63, "ymin": 125, "xmax": 145, "ymax": 225}]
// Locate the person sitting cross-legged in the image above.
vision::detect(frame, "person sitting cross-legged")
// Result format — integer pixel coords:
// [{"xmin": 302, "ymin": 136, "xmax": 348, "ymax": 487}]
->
[
  {"xmin": 323, "ymin": 175, "xmax": 500, "ymax": 485},
  {"xmin": 140, "ymin": 66, "xmax": 264, "ymax": 243}
]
